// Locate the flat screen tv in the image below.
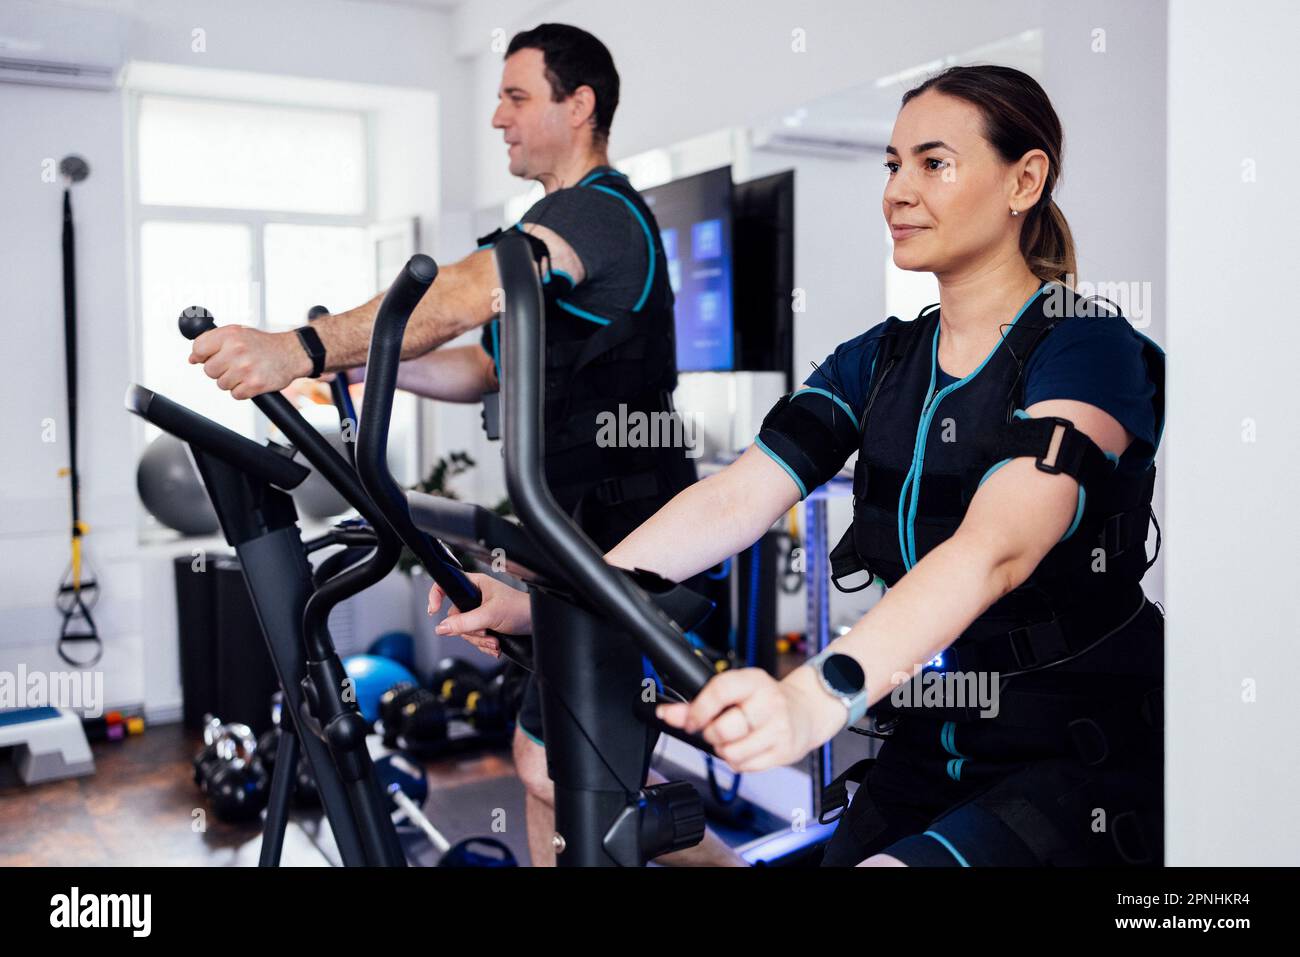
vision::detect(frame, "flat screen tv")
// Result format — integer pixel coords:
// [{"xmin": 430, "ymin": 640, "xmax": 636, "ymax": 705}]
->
[{"xmin": 643, "ymin": 165, "xmax": 735, "ymax": 372}]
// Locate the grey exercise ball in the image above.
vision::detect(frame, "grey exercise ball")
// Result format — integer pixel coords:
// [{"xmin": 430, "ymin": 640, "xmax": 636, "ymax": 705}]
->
[
  {"xmin": 137, "ymin": 433, "xmax": 220, "ymax": 536},
  {"xmin": 282, "ymin": 402, "xmax": 412, "ymax": 521},
  {"xmin": 291, "ymin": 421, "xmax": 351, "ymax": 520}
]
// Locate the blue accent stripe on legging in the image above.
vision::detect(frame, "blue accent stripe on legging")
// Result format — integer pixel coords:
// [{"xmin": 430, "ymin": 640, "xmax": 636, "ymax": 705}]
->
[{"xmin": 924, "ymin": 829, "xmax": 971, "ymax": 866}]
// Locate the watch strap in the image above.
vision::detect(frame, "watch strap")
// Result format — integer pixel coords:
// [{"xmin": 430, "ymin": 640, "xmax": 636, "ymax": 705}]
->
[{"xmin": 295, "ymin": 325, "xmax": 327, "ymax": 378}]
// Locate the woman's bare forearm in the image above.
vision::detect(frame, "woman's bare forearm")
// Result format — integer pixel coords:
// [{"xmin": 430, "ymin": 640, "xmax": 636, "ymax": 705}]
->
[
  {"xmin": 603, "ymin": 445, "xmax": 801, "ymax": 583},
  {"xmin": 395, "ymin": 346, "xmax": 495, "ymax": 403},
  {"xmin": 818, "ymin": 531, "xmax": 1008, "ymax": 710}
]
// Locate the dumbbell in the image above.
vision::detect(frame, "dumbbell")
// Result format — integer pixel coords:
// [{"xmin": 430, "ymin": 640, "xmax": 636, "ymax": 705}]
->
[
  {"xmin": 378, "ymin": 683, "xmax": 449, "ymax": 756},
  {"xmin": 192, "ymin": 714, "xmax": 269, "ymax": 823},
  {"xmin": 429, "ymin": 659, "xmax": 523, "ymax": 736},
  {"xmin": 462, "ymin": 670, "xmax": 510, "ymax": 734},
  {"xmin": 429, "ymin": 657, "xmax": 488, "ymax": 708},
  {"xmin": 373, "ymin": 753, "xmax": 517, "ymax": 868}
]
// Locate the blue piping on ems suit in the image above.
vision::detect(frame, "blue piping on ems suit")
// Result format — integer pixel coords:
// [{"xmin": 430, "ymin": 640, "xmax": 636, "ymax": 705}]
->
[{"xmin": 896, "ymin": 284, "xmax": 1050, "ymax": 570}]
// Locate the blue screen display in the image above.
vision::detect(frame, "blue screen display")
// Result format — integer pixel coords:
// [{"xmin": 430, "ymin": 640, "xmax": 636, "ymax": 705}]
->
[{"xmin": 644, "ymin": 167, "xmax": 734, "ymax": 372}]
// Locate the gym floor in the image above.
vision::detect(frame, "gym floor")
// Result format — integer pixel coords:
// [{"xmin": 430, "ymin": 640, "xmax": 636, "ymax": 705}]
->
[{"xmin": 0, "ymin": 724, "xmax": 523, "ymax": 866}]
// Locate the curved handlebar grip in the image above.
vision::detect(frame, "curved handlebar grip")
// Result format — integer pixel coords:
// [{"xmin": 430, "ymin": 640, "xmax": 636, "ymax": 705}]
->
[
  {"xmin": 350, "ymin": 256, "xmax": 535, "ymax": 668},
  {"xmin": 179, "ymin": 305, "xmax": 216, "ymax": 341},
  {"xmin": 353, "ymin": 256, "xmax": 486, "ymax": 615},
  {"xmin": 173, "ymin": 306, "xmax": 387, "ymax": 549},
  {"xmin": 175, "ymin": 305, "xmax": 408, "ymax": 658}
]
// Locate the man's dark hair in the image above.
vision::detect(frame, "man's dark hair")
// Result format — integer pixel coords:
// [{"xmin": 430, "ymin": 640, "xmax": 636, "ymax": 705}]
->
[{"xmin": 506, "ymin": 23, "xmax": 620, "ymax": 144}]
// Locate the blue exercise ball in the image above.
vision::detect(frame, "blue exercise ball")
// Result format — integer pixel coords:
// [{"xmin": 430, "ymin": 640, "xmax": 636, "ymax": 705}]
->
[
  {"xmin": 343, "ymin": 654, "xmax": 419, "ymax": 723},
  {"xmin": 367, "ymin": 631, "xmax": 416, "ymax": 671}
]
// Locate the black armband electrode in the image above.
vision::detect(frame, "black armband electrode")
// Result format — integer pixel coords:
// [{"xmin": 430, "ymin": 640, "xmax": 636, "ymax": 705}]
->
[{"xmin": 755, "ymin": 391, "xmax": 861, "ymax": 497}]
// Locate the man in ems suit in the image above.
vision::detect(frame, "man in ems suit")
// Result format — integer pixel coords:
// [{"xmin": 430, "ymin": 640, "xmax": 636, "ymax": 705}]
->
[{"xmin": 189, "ymin": 23, "xmax": 741, "ymax": 867}]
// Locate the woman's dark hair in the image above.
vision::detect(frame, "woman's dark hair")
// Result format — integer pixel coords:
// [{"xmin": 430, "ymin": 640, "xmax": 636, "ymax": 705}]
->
[
  {"xmin": 902, "ymin": 64, "xmax": 1076, "ymax": 284},
  {"xmin": 507, "ymin": 23, "xmax": 620, "ymax": 145}
]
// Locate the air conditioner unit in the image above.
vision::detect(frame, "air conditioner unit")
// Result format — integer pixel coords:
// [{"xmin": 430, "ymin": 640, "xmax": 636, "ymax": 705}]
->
[
  {"xmin": 752, "ymin": 129, "xmax": 882, "ymax": 160},
  {"xmin": 0, "ymin": 3, "xmax": 123, "ymax": 91}
]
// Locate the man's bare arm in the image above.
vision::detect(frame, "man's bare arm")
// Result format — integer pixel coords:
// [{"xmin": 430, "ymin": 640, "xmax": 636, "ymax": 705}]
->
[
  {"xmin": 314, "ymin": 223, "xmax": 578, "ymax": 375},
  {"xmin": 188, "ymin": 250, "xmax": 499, "ymax": 399},
  {"xmin": 190, "ymin": 225, "xmax": 581, "ymax": 400},
  {"xmin": 314, "ymin": 250, "xmax": 500, "ymax": 373}
]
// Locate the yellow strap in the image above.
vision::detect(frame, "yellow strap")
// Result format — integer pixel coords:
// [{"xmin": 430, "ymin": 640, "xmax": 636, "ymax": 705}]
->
[
  {"xmin": 68, "ymin": 524, "xmax": 91, "ymax": 590},
  {"xmin": 71, "ymin": 537, "xmax": 82, "ymax": 592}
]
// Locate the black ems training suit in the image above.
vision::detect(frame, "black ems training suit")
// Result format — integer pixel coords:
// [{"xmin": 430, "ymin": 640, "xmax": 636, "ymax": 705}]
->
[
  {"xmin": 477, "ymin": 167, "xmax": 716, "ymax": 748},
  {"xmin": 759, "ymin": 282, "xmax": 1165, "ymax": 866}
]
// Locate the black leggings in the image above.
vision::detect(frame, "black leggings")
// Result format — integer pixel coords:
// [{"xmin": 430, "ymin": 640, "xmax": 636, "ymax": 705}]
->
[{"xmin": 822, "ymin": 600, "xmax": 1164, "ymax": 867}]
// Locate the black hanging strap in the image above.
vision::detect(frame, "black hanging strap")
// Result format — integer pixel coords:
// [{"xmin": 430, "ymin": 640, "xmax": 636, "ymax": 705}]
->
[{"xmin": 57, "ymin": 184, "xmax": 102, "ymax": 667}]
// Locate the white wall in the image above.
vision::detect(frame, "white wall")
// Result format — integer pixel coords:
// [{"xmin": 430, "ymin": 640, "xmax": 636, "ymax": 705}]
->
[
  {"xmin": 1040, "ymin": 0, "xmax": 1168, "ymax": 604},
  {"xmin": 468, "ymin": 0, "xmax": 1041, "ymax": 211},
  {"xmin": 1165, "ymin": 0, "xmax": 1300, "ymax": 865},
  {"xmin": 0, "ymin": 81, "xmax": 141, "ymax": 703},
  {"xmin": 0, "ymin": 0, "xmax": 464, "ymax": 720}
]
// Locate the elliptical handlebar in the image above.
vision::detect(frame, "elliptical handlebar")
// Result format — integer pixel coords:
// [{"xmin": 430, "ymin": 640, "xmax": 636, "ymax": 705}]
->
[
  {"xmin": 177, "ymin": 305, "xmax": 402, "ymax": 656},
  {"xmin": 352, "ymin": 256, "xmax": 471, "ymax": 602},
  {"xmin": 351, "ymin": 256, "xmax": 534, "ymax": 670},
  {"xmin": 178, "ymin": 306, "xmax": 388, "ymax": 537},
  {"xmin": 125, "ymin": 383, "xmax": 310, "ymax": 491},
  {"xmin": 493, "ymin": 232, "xmax": 714, "ymax": 697}
]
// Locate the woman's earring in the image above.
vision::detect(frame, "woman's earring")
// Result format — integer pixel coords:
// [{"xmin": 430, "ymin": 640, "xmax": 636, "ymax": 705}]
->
[{"xmin": 1010, "ymin": 208, "xmax": 1020, "ymax": 217}]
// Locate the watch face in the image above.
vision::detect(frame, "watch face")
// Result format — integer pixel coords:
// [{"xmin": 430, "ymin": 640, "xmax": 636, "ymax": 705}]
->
[{"xmin": 822, "ymin": 653, "xmax": 865, "ymax": 696}]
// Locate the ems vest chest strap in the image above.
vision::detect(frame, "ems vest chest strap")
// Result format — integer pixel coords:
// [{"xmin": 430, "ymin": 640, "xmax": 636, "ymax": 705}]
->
[
  {"xmin": 549, "ymin": 310, "xmax": 661, "ymax": 380},
  {"xmin": 560, "ymin": 467, "xmax": 667, "ymax": 510},
  {"xmin": 545, "ymin": 386, "xmax": 678, "ymax": 456}
]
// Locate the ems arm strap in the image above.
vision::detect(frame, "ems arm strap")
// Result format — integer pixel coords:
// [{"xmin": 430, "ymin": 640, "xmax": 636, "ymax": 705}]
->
[
  {"xmin": 757, "ymin": 391, "xmax": 860, "ymax": 496},
  {"xmin": 987, "ymin": 414, "xmax": 1116, "ymax": 494},
  {"xmin": 476, "ymin": 224, "xmax": 554, "ymax": 274}
]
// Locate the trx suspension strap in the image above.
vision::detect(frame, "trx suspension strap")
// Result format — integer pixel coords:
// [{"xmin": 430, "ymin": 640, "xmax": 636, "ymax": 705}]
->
[{"xmin": 55, "ymin": 154, "xmax": 101, "ymax": 667}]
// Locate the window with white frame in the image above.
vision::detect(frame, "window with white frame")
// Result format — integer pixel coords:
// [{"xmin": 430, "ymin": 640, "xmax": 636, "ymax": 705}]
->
[
  {"xmin": 135, "ymin": 93, "xmax": 375, "ymax": 441},
  {"xmin": 134, "ymin": 93, "xmax": 420, "ymax": 517}
]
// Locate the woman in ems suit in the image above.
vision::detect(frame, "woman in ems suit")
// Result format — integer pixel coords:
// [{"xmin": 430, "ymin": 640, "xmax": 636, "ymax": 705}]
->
[{"xmin": 432, "ymin": 64, "xmax": 1165, "ymax": 867}]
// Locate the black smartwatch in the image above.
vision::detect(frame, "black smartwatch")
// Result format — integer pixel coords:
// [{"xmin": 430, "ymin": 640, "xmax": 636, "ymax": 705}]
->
[
  {"xmin": 294, "ymin": 325, "xmax": 327, "ymax": 378},
  {"xmin": 805, "ymin": 649, "xmax": 869, "ymax": 726}
]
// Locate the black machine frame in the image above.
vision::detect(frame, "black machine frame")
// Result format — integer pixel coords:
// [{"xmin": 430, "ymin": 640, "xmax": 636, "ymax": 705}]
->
[
  {"xmin": 362, "ymin": 240, "xmax": 724, "ymax": 865},
  {"xmin": 129, "ymin": 237, "xmax": 730, "ymax": 866},
  {"xmin": 126, "ymin": 379, "xmax": 407, "ymax": 865}
]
